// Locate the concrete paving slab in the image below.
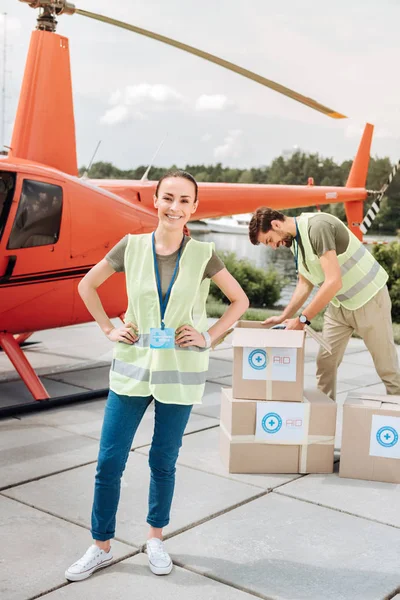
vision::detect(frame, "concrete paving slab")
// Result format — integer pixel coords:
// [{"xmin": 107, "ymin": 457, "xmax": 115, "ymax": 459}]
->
[
  {"xmin": 191, "ymin": 404, "xmax": 221, "ymax": 418},
  {"xmin": 303, "ymin": 374, "xmax": 354, "ymax": 394},
  {"xmin": 191, "ymin": 381, "xmax": 224, "ymax": 418},
  {"xmin": 166, "ymin": 493, "xmax": 400, "ymax": 600},
  {"xmin": 5, "ymin": 452, "xmax": 264, "ymax": 546},
  {"xmin": 15, "ymin": 399, "xmax": 217, "ymax": 448},
  {"xmin": 341, "ymin": 350, "xmax": 376, "ymax": 367},
  {"xmin": 0, "ymin": 495, "xmax": 135, "ymax": 600},
  {"xmin": 207, "ymin": 375, "xmax": 232, "ymax": 386},
  {"xmin": 207, "ymin": 358, "xmax": 232, "ymax": 380},
  {"xmin": 210, "ymin": 347, "xmax": 233, "ymax": 362},
  {"xmin": 0, "ymin": 420, "xmax": 100, "ymax": 489},
  {"xmin": 0, "ymin": 377, "xmax": 91, "ymax": 408},
  {"xmin": 275, "ymin": 469, "xmax": 400, "ymax": 528},
  {"xmin": 46, "ymin": 365, "xmax": 111, "ymax": 390},
  {"xmin": 41, "ymin": 553, "xmax": 257, "ymax": 600},
  {"xmin": 137, "ymin": 427, "xmax": 301, "ymax": 490}
]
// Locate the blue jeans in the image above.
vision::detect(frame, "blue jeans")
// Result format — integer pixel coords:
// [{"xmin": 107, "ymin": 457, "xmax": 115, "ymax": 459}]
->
[{"xmin": 91, "ymin": 390, "xmax": 192, "ymax": 541}]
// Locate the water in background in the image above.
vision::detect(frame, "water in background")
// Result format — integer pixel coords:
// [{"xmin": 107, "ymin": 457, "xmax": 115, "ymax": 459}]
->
[{"xmin": 192, "ymin": 230, "xmax": 398, "ymax": 307}]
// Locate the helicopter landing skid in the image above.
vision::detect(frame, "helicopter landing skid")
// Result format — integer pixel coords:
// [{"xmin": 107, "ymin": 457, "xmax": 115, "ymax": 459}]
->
[{"xmin": 0, "ymin": 332, "xmax": 50, "ymax": 400}]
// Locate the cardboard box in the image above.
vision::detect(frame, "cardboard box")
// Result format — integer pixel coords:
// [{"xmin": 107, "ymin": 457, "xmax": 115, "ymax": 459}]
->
[
  {"xmin": 339, "ymin": 392, "xmax": 400, "ymax": 484},
  {"xmin": 232, "ymin": 320, "xmax": 305, "ymax": 401},
  {"xmin": 220, "ymin": 387, "xmax": 336, "ymax": 474}
]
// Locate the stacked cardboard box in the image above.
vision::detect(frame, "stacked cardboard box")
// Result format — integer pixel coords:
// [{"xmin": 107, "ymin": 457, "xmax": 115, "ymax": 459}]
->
[
  {"xmin": 339, "ymin": 392, "xmax": 400, "ymax": 484},
  {"xmin": 219, "ymin": 321, "xmax": 337, "ymax": 474}
]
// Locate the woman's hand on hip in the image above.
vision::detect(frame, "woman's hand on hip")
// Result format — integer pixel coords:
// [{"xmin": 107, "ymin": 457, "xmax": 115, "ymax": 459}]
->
[
  {"xmin": 107, "ymin": 322, "xmax": 139, "ymax": 344},
  {"xmin": 175, "ymin": 325, "xmax": 206, "ymax": 348}
]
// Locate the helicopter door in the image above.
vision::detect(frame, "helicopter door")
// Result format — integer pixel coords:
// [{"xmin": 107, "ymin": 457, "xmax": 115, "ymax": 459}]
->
[
  {"xmin": 1, "ymin": 176, "xmax": 73, "ymax": 326},
  {"xmin": 0, "ymin": 171, "xmax": 16, "ymax": 242}
]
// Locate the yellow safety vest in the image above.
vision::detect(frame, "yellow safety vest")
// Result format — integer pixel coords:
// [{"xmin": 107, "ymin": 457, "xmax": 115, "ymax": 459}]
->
[
  {"xmin": 110, "ymin": 233, "xmax": 214, "ymax": 404},
  {"xmin": 292, "ymin": 212, "xmax": 388, "ymax": 309}
]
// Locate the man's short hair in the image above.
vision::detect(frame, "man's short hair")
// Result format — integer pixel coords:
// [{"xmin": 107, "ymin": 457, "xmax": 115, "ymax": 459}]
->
[{"xmin": 248, "ymin": 207, "xmax": 285, "ymax": 245}]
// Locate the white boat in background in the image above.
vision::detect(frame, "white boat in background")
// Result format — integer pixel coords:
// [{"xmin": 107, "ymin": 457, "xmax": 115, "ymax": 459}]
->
[{"xmin": 204, "ymin": 213, "xmax": 251, "ymax": 234}]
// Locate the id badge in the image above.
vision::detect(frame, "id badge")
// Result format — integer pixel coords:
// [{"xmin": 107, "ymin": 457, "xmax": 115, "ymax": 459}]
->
[{"xmin": 150, "ymin": 328, "xmax": 175, "ymax": 349}]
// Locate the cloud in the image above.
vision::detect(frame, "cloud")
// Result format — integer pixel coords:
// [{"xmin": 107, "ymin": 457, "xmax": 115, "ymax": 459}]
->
[
  {"xmin": 123, "ymin": 84, "xmax": 184, "ymax": 106},
  {"xmin": 201, "ymin": 133, "xmax": 212, "ymax": 142},
  {"xmin": 195, "ymin": 94, "xmax": 231, "ymax": 111},
  {"xmin": 101, "ymin": 83, "xmax": 184, "ymax": 124},
  {"xmin": 100, "ymin": 105, "xmax": 130, "ymax": 125},
  {"xmin": 213, "ymin": 130, "xmax": 243, "ymax": 161}
]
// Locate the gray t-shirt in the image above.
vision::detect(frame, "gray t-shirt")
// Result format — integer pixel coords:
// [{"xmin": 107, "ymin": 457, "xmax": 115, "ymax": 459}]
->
[{"xmin": 105, "ymin": 235, "xmax": 225, "ymax": 297}]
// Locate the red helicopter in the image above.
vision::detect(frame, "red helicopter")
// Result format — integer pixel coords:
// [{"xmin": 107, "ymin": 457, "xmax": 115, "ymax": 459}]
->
[{"xmin": 0, "ymin": 1, "xmax": 391, "ymax": 402}]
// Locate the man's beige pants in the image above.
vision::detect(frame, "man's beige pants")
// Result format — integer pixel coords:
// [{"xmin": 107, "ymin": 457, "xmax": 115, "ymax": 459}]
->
[{"xmin": 316, "ymin": 285, "xmax": 400, "ymax": 401}]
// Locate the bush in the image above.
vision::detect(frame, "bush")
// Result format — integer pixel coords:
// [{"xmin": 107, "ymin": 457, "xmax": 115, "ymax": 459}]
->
[
  {"xmin": 372, "ymin": 241, "xmax": 400, "ymax": 321},
  {"xmin": 209, "ymin": 251, "xmax": 284, "ymax": 308}
]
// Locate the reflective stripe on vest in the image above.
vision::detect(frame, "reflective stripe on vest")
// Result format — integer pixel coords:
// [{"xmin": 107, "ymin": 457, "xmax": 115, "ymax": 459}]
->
[
  {"xmin": 293, "ymin": 212, "xmax": 388, "ymax": 310},
  {"xmin": 109, "ymin": 233, "xmax": 214, "ymax": 404},
  {"xmin": 112, "ymin": 359, "xmax": 207, "ymax": 385}
]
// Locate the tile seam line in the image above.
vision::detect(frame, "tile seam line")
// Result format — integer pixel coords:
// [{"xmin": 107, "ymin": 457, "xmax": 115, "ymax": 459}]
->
[
  {"xmin": 274, "ymin": 489, "xmax": 400, "ymax": 530},
  {"xmin": 24, "ymin": 549, "xmax": 140, "ymax": 600},
  {"xmin": 383, "ymin": 585, "xmax": 400, "ymax": 600},
  {"xmin": 172, "ymin": 560, "xmax": 275, "ymax": 600},
  {"xmin": 0, "ymin": 492, "xmax": 141, "ymax": 548},
  {"xmin": 1, "ymin": 490, "xmax": 269, "ymax": 552},
  {"xmin": 160, "ymin": 489, "xmax": 270, "ymax": 543},
  {"xmin": 0, "ymin": 424, "xmax": 220, "ymax": 491},
  {"xmin": 135, "ymin": 446, "xmax": 294, "ymax": 491}
]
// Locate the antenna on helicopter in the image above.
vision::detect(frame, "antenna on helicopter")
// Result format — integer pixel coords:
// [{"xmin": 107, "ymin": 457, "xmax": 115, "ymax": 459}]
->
[
  {"xmin": 81, "ymin": 140, "xmax": 102, "ymax": 179},
  {"xmin": 141, "ymin": 135, "xmax": 167, "ymax": 181}
]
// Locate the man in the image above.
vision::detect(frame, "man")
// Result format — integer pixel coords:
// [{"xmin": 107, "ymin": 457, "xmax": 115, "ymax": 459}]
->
[{"xmin": 248, "ymin": 207, "xmax": 400, "ymax": 401}]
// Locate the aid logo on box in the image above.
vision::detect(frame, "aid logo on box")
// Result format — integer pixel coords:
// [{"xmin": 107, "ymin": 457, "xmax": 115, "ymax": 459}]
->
[
  {"xmin": 242, "ymin": 347, "xmax": 297, "ymax": 381},
  {"xmin": 261, "ymin": 412, "xmax": 282, "ymax": 434},
  {"xmin": 369, "ymin": 415, "xmax": 400, "ymax": 459},
  {"xmin": 256, "ymin": 402, "xmax": 308, "ymax": 444},
  {"xmin": 243, "ymin": 348, "xmax": 267, "ymax": 380},
  {"xmin": 271, "ymin": 347, "xmax": 297, "ymax": 382}
]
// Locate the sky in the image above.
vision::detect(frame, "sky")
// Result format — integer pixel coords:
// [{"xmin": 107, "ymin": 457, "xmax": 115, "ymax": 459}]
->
[{"xmin": 1, "ymin": 0, "xmax": 400, "ymax": 170}]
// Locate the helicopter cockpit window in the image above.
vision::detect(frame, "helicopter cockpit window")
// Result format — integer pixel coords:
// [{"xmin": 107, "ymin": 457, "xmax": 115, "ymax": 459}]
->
[
  {"xmin": 0, "ymin": 171, "xmax": 16, "ymax": 242},
  {"xmin": 7, "ymin": 180, "xmax": 63, "ymax": 250}
]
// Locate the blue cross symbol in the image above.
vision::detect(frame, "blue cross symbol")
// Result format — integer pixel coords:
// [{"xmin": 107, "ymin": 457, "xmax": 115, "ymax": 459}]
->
[
  {"xmin": 384, "ymin": 433, "xmax": 391, "ymax": 440},
  {"xmin": 269, "ymin": 419, "xmax": 275, "ymax": 426},
  {"xmin": 256, "ymin": 356, "xmax": 263, "ymax": 363}
]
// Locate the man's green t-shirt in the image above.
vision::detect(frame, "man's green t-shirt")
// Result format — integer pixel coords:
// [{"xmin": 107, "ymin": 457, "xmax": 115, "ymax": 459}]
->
[{"xmin": 297, "ymin": 213, "xmax": 350, "ymax": 271}]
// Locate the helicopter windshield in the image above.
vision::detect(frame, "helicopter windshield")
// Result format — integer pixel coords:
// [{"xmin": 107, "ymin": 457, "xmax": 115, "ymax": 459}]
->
[
  {"xmin": 7, "ymin": 180, "xmax": 63, "ymax": 250},
  {"xmin": 0, "ymin": 171, "xmax": 16, "ymax": 242}
]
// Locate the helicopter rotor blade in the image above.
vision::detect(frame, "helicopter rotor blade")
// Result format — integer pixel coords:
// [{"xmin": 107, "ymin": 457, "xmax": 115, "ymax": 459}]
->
[{"xmin": 75, "ymin": 8, "xmax": 346, "ymax": 119}]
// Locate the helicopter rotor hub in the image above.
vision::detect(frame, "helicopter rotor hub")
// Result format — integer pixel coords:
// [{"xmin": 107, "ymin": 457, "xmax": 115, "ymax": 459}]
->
[{"xmin": 18, "ymin": 1, "xmax": 76, "ymax": 32}]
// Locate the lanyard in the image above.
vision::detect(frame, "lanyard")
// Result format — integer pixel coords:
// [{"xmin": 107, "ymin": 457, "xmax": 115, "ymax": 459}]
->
[
  {"xmin": 293, "ymin": 217, "xmax": 300, "ymax": 277},
  {"xmin": 152, "ymin": 232, "xmax": 185, "ymax": 329}
]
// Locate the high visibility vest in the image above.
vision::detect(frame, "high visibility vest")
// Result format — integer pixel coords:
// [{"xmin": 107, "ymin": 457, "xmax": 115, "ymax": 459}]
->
[
  {"xmin": 110, "ymin": 233, "xmax": 214, "ymax": 404},
  {"xmin": 292, "ymin": 212, "xmax": 388, "ymax": 309}
]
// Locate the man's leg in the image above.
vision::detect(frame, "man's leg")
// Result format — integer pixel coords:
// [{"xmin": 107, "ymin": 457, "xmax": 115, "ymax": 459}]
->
[
  {"xmin": 316, "ymin": 303, "xmax": 354, "ymax": 401},
  {"xmin": 354, "ymin": 286, "xmax": 400, "ymax": 395}
]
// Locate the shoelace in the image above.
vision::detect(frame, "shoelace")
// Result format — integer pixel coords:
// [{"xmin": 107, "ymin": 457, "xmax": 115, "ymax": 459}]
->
[
  {"xmin": 148, "ymin": 541, "xmax": 169, "ymax": 560},
  {"xmin": 74, "ymin": 547, "xmax": 103, "ymax": 568}
]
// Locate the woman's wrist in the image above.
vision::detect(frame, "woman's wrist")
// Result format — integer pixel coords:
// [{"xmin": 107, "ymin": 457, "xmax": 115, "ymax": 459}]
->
[
  {"xmin": 202, "ymin": 331, "xmax": 212, "ymax": 349},
  {"xmin": 103, "ymin": 324, "xmax": 115, "ymax": 336}
]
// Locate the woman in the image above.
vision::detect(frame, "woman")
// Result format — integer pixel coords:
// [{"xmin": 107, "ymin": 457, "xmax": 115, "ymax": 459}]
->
[{"xmin": 65, "ymin": 170, "xmax": 249, "ymax": 581}]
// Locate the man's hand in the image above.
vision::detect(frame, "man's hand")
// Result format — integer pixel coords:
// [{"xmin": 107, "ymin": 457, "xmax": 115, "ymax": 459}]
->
[
  {"xmin": 262, "ymin": 314, "xmax": 285, "ymax": 327},
  {"xmin": 284, "ymin": 317, "xmax": 305, "ymax": 331}
]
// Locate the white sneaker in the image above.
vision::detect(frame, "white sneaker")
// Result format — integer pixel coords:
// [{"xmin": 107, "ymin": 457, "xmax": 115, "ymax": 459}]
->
[
  {"xmin": 146, "ymin": 538, "xmax": 173, "ymax": 575},
  {"xmin": 65, "ymin": 544, "xmax": 113, "ymax": 581}
]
